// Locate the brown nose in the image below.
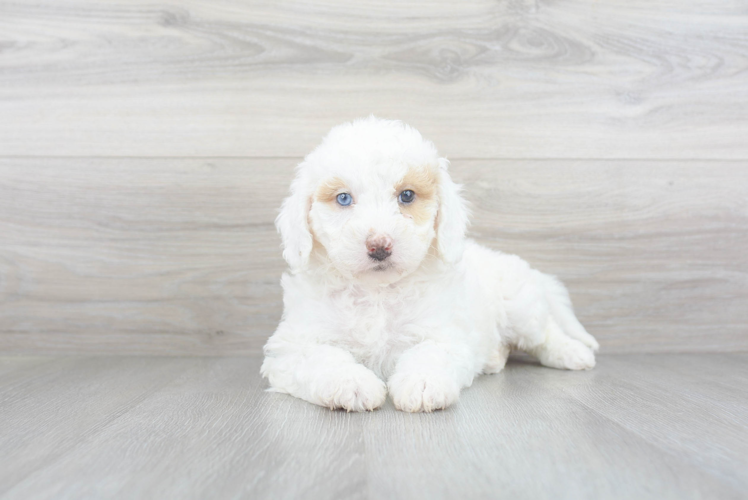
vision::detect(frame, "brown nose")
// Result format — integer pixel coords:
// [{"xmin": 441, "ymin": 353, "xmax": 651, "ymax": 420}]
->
[{"xmin": 366, "ymin": 235, "xmax": 393, "ymax": 262}]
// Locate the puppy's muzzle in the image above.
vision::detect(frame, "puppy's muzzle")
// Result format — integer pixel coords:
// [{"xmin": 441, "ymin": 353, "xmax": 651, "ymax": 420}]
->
[{"xmin": 366, "ymin": 235, "xmax": 393, "ymax": 262}]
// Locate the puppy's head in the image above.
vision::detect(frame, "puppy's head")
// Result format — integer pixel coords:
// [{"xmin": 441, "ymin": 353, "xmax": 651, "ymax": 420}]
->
[{"xmin": 277, "ymin": 116, "xmax": 468, "ymax": 284}]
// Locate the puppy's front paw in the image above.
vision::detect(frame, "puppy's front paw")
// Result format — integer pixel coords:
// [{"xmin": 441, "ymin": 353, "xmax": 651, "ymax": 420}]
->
[
  {"xmin": 388, "ymin": 372, "xmax": 460, "ymax": 413},
  {"xmin": 316, "ymin": 365, "xmax": 387, "ymax": 412}
]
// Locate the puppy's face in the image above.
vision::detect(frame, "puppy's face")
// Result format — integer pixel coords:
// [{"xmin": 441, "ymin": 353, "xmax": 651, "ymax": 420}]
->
[
  {"xmin": 309, "ymin": 164, "xmax": 438, "ymax": 284},
  {"xmin": 276, "ymin": 117, "xmax": 468, "ymax": 283}
]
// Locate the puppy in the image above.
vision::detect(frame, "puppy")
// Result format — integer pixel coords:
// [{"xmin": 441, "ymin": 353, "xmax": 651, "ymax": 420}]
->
[{"xmin": 261, "ymin": 117, "xmax": 599, "ymax": 412}]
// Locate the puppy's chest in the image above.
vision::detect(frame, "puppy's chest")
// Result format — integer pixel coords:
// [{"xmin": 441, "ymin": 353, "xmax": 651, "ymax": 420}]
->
[{"xmin": 328, "ymin": 288, "xmax": 427, "ymax": 356}]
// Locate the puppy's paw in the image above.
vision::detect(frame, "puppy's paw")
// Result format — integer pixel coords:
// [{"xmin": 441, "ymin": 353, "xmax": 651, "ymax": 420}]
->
[
  {"xmin": 537, "ymin": 338, "xmax": 596, "ymax": 371},
  {"xmin": 388, "ymin": 371, "xmax": 460, "ymax": 413},
  {"xmin": 582, "ymin": 336, "xmax": 600, "ymax": 353},
  {"xmin": 483, "ymin": 343, "xmax": 511, "ymax": 374},
  {"xmin": 554, "ymin": 318, "xmax": 600, "ymax": 353},
  {"xmin": 316, "ymin": 365, "xmax": 387, "ymax": 412},
  {"xmin": 562, "ymin": 326, "xmax": 599, "ymax": 353}
]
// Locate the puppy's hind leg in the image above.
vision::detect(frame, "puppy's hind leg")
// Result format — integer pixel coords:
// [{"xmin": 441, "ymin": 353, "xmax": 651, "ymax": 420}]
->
[
  {"xmin": 541, "ymin": 274, "xmax": 599, "ymax": 353},
  {"xmin": 526, "ymin": 317, "xmax": 596, "ymax": 371},
  {"xmin": 483, "ymin": 342, "xmax": 511, "ymax": 374},
  {"xmin": 480, "ymin": 250, "xmax": 596, "ymax": 371}
]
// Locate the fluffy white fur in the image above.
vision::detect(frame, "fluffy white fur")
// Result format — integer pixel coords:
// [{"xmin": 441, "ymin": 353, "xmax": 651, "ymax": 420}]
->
[{"xmin": 261, "ymin": 116, "xmax": 599, "ymax": 413}]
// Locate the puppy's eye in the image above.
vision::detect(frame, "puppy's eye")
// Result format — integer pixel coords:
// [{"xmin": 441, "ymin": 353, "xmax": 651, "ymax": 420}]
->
[
  {"xmin": 336, "ymin": 192, "xmax": 353, "ymax": 206},
  {"xmin": 398, "ymin": 190, "xmax": 415, "ymax": 204}
]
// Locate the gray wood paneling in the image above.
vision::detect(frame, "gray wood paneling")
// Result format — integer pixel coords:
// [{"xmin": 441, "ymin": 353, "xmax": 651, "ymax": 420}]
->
[
  {"xmin": 0, "ymin": 0, "xmax": 747, "ymax": 158},
  {"xmin": 1, "ymin": 354, "xmax": 746, "ymax": 499},
  {"xmin": 0, "ymin": 158, "xmax": 290, "ymax": 354},
  {"xmin": 1, "ymin": 158, "xmax": 745, "ymax": 354},
  {"xmin": 462, "ymin": 161, "xmax": 748, "ymax": 352}
]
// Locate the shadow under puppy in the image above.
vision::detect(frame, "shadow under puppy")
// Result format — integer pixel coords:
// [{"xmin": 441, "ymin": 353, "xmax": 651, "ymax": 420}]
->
[{"xmin": 261, "ymin": 116, "xmax": 599, "ymax": 412}]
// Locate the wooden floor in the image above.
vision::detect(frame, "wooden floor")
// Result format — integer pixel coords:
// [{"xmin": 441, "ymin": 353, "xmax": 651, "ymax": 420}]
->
[{"xmin": 1, "ymin": 353, "xmax": 746, "ymax": 500}]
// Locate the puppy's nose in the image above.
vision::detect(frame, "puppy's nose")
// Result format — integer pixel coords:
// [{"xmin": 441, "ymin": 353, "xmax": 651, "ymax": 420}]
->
[{"xmin": 366, "ymin": 235, "xmax": 393, "ymax": 262}]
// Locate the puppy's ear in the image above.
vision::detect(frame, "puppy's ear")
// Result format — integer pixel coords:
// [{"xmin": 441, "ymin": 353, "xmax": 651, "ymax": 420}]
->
[
  {"xmin": 276, "ymin": 166, "xmax": 314, "ymax": 272},
  {"xmin": 435, "ymin": 158, "xmax": 469, "ymax": 263}
]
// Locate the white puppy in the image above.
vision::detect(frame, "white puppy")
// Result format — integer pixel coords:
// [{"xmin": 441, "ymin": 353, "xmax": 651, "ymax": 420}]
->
[{"xmin": 261, "ymin": 117, "xmax": 599, "ymax": 412}]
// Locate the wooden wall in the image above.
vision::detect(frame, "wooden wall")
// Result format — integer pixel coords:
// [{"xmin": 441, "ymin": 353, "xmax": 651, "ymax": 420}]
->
[{"xmin": 0, "ymin": 0, "xmax": 746, "ymax": 354}]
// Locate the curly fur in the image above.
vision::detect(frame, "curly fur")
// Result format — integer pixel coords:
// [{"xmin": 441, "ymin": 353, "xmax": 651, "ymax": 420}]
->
[{"xmin": 262, "ymin": 116, "xmax": 599, "ymax": 412}]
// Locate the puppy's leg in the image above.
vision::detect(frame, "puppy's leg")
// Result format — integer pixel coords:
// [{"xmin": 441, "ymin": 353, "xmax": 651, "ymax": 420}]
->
[
  {"xmin": 388, "ymin": 340, "xmax": 476, "ymax": 412},
  {"xmin": 525, "ymin": 316, "xmax": 596, "ymax": 370},
  {"xmin": 483, "ymin": 342, "xmax": 511, "ymax": 374},
  {"xmin": 541, "ymin": 273, "xmax": 599, "ymax": 352},
  {"xmin": 261, "ymin": 338, "xmax": 386, "ymax": 412},
  {"xmin": 496, "ymin": 255, "xmax": 597, "ymax": 370}
]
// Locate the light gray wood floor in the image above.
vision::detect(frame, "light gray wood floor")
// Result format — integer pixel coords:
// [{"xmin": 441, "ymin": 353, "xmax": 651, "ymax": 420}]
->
[{"xmin": 1, "ymin": 354, "xmax": 746, "ymax": 500}]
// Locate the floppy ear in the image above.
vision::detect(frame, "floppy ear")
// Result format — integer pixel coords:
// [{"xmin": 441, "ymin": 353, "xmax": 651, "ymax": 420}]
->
[
  {"xmin": 435, "ymin": 158, "xmax": 469, "ymax": 263},
  {"xmin": 275, "ymin": 166, "xmax": 314, "ymax": 272}
]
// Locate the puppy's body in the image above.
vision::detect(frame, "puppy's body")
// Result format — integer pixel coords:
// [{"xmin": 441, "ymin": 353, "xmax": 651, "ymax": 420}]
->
[{"xmin": 262, "ymin": 117, "xmax": 599, "ymax": 412}]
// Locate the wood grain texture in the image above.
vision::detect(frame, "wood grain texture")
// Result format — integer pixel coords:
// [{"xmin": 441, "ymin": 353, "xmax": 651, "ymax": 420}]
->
[
  {"xmin": 461, "ymin": 161, "xmax": 748, "ymax": 352},
  {"xmin": 1, "ymin": 354, "xmax": 746, "ymax": 499},
  {"xmin": 1, "ymin": 158, "xmax": 746, "ymax": 354},
  {"xmin": 364, "ymin": 354, "xmax": 748, "ymax": 499},
  {"xmin": 0, "ymin": 357, "xmax": 367, "ymax": 500},
  {"xmin": 0, "ymin": 158, "xmax": 289, "ymax": 355},
  {"xmin": 1, "ymin": 0, "xmax": 747, "ymax": 158},
  {"xmin": 0, "ymin": 356, "xmax": 49, "ymax": 378},
  {"xmin": 0, "ymin": 357, "xmax": 194, "ymax": 493}
]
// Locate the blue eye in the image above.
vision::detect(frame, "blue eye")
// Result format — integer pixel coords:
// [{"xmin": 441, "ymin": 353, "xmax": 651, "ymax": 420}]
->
[
  {"xmin": 398, "ymin": 190, "xmax": 415, "ymax": 204},
  {"xmin": 336, "ymin": 193, "xmax": 353, "ymax": 206}
]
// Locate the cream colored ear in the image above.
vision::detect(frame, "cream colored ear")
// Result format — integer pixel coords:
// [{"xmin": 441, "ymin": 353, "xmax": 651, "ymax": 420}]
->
[
  {"xmin": 275, "ymin": 165, "xmax": 314, "ymax": 272},
  {"xmin": 435, "ymin": 158, "xmax": 469, "ymax": 263}
]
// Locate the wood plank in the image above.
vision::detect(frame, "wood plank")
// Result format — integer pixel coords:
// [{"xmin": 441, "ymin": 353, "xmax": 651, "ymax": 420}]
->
[
  {"xmin": 0, "ymin": 158, "xmax": 746, "ymax": 354},
  {"xmin": 543, "ymin": 353, "xmax": 748, "ymax": 491},
  {"xmin": 0, "ymin": 357, "xmax": 193, "ymax": 494},
  {"xmin": 0, "ymin": 357, "xmax": 51, "ymax": 379},
  {"xmin": 0, "ymin": 158, "xmax": 291, "ymax": 355},
  {"xmin": 1, "ymin": 357, "xmax": 367, "ymax": 500},
  {"xmin": 459, "ymin": 161, "xmax": 748, "ymax": 353},
  {"xmin": 599, "ymin": 353, "xmax": 748, "ymax": 399},
  {"xmin": 2, "ymin": 355, "xmax": 746, "ymax": 499},
  {"xmin": 364, "ymin": 357, "xmax": 746, "ymax": 499},
  {"xmin": 0, "ymin": 0, "xmax": 747, "ymax": 158},
  {"xmin": 0, "ymin": 357, "xmax": 78, "ymax": 390}
]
